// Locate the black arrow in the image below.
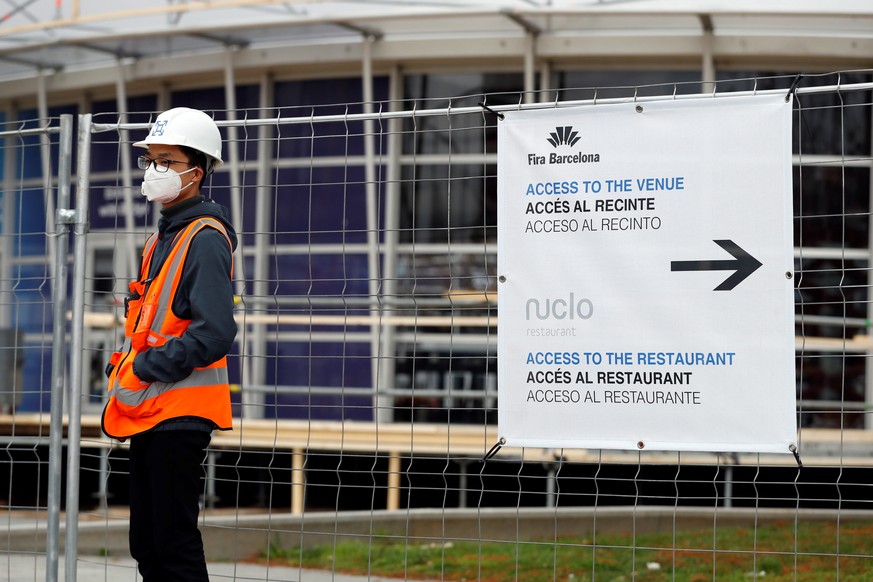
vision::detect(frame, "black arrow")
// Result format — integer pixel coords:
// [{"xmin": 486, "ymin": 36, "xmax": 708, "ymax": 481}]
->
[{"xmin": 670, "ymin": 239, "xmax": 762, "ymax": 291}]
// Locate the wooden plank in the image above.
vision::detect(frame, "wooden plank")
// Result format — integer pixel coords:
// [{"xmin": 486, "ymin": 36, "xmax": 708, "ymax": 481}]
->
[
  {"xmin": 291, "ymin": 447, "xmax": 305, "ymax": 515},
  {"xmin": 387, "ymin": 453, "xmax": 401, "ymax": 511}
]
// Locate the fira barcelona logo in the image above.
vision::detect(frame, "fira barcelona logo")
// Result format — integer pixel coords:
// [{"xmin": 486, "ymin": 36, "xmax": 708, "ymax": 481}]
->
[{"xmin": 547, "ymin": 126, "xmax": 580, "ymax": 148}]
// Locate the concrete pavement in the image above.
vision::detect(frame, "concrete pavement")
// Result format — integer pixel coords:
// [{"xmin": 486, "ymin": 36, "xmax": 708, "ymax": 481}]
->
[{"xmin": 1, "ymin": 553, "xmax": 413, "ymax": 582}]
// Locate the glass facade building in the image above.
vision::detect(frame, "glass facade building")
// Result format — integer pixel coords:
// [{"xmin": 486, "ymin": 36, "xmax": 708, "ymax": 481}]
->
[{"xmin": 0, "ymin": 3, "xmax": 871, "ymax": 429}]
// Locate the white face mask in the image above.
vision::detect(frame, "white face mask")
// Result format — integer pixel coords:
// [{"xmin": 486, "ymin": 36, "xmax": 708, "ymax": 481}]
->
[{"xmin": 141, "ymin": 166, "xmax": 196, "ymax": 204}]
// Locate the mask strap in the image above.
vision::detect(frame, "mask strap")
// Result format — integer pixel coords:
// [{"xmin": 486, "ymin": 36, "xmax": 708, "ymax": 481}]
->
[{"xmin": 178, "ymin": 166, "xmax": 198, "ymax": 191}]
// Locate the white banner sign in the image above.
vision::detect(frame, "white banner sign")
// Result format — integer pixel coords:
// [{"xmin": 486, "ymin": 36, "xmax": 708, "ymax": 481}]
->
[{"xmin": 497, "ymin": 95, "xmax": 796, "ymax": 454}]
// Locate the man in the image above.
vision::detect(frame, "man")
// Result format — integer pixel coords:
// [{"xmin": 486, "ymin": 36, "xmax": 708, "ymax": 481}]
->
[{"xmin": 102, "ymin": 107, "xmax": 237, "ymax": 581}]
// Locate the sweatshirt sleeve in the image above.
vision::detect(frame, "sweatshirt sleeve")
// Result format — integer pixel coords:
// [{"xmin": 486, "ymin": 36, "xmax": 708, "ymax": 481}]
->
[{"xmin": 132, "ymin": 228, "xmax": 237, "ymax": 384}]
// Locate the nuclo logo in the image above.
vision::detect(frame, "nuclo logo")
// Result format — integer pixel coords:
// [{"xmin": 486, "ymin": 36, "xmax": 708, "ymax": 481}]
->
[
  {"xmin": 547, "ymin": 126, "xmax": 580, "ymax": 148},
  {"xmin": 526, "ymin": 293, "xmax": 593, "ymax": 321}
]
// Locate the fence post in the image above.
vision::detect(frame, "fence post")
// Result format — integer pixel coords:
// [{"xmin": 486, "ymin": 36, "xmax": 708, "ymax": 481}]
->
[
  {"xmin": 45, "ymin": 114, "xmax": 74, "ymax": 582},
  {"xmin": 64, "ymin": 113, "xmax": 93, "ymax": 582}
]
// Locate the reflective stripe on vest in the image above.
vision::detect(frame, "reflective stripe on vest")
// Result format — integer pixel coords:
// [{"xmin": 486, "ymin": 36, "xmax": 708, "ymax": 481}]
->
[
  {"xmin": 112, "ymin": 365, "xmax": 227, "ymax": 408},
  {"xmin": 102, "ymin": 217, "xmax": 233, "ymax": 439},
  {"xmin": 147, "ymin": 218, "xmax": 227, "ymax": 348},
  {"xmin": 140, "ymin": 232, "xmax": 159, "ymax": 279}
]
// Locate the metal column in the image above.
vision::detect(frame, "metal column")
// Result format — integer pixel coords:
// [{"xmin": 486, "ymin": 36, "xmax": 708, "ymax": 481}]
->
[
  {"xmin": 0, "ymin": 104, "xmax": 16, "ymax": 329},
  {"xmin": 223, "ymin": 44, "xmax": 248, "ymax": 298},
  {"xmin": 361, "ymin": 35, "xmax": 386, "ymax": 421},
  {"xmin": 247, "ymin": 73, "xmax": 274, "ymax": 418},
  {"xmin": 37, "ymin": 70, "xmax": 57, "ymax": 283},
  {"xmin": 539, "ymin": 60, "xmax": 552, "ymax": 103},
  {"xmin": 700, "ymin": 15, "xmax": 716, "ymax": 91},
  {"xmin": 524, "ymin": 30, "xmax": 536, "ymax": 104},
  {"xmin": 376, "ymin": 65, "xmax": 403, "ymax": 423},
  {"xmin": 115, "ymin": 58, "xmax": 138, "ymax": 281}
]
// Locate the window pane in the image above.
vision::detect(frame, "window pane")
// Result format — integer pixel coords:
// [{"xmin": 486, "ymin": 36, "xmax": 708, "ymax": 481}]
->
[
  {"xmin": 403, "ymin": 73, "xmax": 523, "ymax": 156},
  {"xmin": 794, "ymin": 165, "xmax": 871, "ymax": 249},
  {"xmin": 717, "ymin": 71, "xmax": 872, "ymax": 156},
  {"xmin": 399, "ymin": 164, "xmax": 496, "ymax": 244}
]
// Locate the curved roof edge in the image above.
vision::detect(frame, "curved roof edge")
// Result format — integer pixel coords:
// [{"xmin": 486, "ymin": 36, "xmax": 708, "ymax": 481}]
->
[{"xmin": 0, "ymin": 1, "xmax": 871, "ymax": 106}]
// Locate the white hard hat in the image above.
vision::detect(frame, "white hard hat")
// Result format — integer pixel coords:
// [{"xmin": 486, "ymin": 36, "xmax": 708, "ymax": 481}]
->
[{"xmin": 134, "ymin": 107, "xmax": 223, "ymax": 171}]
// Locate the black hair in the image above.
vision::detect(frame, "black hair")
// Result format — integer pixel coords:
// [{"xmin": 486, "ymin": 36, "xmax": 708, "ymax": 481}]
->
[{"xmin": 179, "ymin": 145, "xmax": 211, "ymax": 177}]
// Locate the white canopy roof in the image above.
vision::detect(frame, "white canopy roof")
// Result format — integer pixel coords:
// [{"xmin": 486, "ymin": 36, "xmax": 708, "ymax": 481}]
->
[{"xmin": 0, "ymin": 1, "xmax": 871, "ymax": 101}]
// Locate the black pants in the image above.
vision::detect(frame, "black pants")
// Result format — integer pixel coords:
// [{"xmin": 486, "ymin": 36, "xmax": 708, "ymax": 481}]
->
[{"xmin": 128, "ymin": 430, "xmax": 211, "ymax": 582}]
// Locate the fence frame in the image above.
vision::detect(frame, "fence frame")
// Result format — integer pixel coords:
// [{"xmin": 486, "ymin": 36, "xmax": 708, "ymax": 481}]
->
[{"xmin": 14, "ymin": 76, "xmax": 873, "ymax": 580}]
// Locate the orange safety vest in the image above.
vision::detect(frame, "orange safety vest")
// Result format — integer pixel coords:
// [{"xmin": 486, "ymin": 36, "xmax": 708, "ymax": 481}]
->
[{"xmin": 102, "ymin": 217, "xmax": 233, "ymax": 439}]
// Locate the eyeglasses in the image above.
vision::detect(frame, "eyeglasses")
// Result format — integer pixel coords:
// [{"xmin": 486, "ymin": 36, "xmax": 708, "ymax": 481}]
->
[{"xmin": 137, "ymin": 155, "xmax": 196, "ymax": 173}]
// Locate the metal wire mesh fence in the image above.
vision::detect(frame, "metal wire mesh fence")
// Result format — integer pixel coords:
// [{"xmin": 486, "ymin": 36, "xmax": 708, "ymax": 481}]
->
[{"xmin": 1, "ymin": 71, "xmax": 873, "ymax": 581}]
